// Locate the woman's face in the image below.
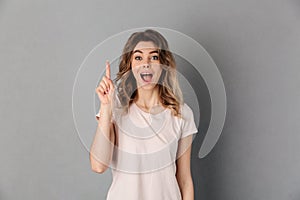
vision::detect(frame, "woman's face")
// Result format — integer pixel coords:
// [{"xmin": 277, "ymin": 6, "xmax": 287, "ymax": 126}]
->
[{"xmin": 131, "ymin": 41, "xmax": 163, "ymax": 90}]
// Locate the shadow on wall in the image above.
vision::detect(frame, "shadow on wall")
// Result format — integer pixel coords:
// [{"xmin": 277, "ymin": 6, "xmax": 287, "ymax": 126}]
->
[{"xmin": 175, "ymin": 54, "xmax": 212, "ymax": 200}]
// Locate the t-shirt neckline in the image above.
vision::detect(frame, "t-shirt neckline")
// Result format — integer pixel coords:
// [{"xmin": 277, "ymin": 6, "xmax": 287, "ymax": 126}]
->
[{"xmin": 132, "ymin": 102, "xmax": 168, "ymax": 116}]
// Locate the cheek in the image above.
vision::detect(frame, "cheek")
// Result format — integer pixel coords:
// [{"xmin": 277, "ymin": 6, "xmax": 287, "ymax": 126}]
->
[
  {"xmin": 131, "ymin": 60, "xmax": 140, "ymax": 73},
  {"xmin": 131, "ymin": 67, "xmax": 139, "ymax": 79},
  {"xmin": 154, "ymin": 65, "xmax": 163, "ymax": 76},
  {"xmin": 131, "ymin": 59, "xmax": 140, "ymax": 68},
  {"xmin": 131, "ymin": 60, "xmax": 136, "ymax": 68}
]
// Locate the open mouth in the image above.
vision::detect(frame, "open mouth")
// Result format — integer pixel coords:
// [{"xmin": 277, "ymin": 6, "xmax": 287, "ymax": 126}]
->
[{"xmin": 140, "ymin": 72, "xmax": 153, "ymax": 82}]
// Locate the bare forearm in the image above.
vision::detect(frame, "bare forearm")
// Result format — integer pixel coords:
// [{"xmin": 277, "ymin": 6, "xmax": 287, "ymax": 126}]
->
[
  {"xmin": 181, "ymin": 184, "xmax": 194, "ymax": 200},
  {"xmin": 90, "ymin": 104, "xmax": 115, "ymax": 173},
  {"xmin": 178, "ymin": 177, "xmax": 194, "ymax": 200}
]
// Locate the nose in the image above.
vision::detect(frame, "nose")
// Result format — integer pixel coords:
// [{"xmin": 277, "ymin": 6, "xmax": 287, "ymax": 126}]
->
[
  {"xmin": 143, "ymin": 63, "xmax": 150, "ymax": 68},
  {"xmin": 140, "ymin": 57, "xmax": 151, "ymax": 68}
]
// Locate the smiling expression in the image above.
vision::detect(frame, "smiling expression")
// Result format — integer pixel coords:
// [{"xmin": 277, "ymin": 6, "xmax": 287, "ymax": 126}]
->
[{"xmin": 131, "ymin": 41, "xmax": 163, "ymax": 90}]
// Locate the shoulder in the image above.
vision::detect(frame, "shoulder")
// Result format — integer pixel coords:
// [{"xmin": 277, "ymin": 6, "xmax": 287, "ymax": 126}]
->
[
  {"xmin": 180, "ymin": 103, "xmax": 194, "ymax": 118},
  {"xmin": 178, "ymin": 103, "xmax": 198, "ymax": 137}
]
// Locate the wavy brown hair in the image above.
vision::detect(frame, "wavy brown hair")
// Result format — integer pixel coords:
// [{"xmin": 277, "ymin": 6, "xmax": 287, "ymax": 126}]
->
[{"xmin": 114, "ymin": 29, "xmax": 183, "ymax": 117}]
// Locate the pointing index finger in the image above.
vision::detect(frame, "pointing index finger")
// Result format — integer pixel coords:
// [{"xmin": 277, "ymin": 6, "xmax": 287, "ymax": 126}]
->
[{"xmin": 106, "ymin": 60, "xmax": 111, "ymax": 79}]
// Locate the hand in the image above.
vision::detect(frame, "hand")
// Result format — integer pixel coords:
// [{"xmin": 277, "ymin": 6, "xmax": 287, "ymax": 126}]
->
[{"xmin": 95, "ymin": 61, "xmax": 115, "ymax": 105}]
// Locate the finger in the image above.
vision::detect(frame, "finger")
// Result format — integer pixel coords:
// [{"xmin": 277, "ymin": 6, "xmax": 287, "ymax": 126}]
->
[
  {"xmin": 108, "ymin": 80, "xmax": 114, "ymax": 90},
  {"xmin": 100, "ymin": 81, "xmax": 108, "ymax": 92},
  {"xmin": 104, "ymin": 76, "xmax": 114, "ymax": 89},
  {"xmin": 105, "ymin": 60, "xmax": 111, "ymax": 79},
  {"xmin": 95, "ymin": 87, "xmax": 103, "ymax": 96},
  {"xmin": 102, "ymin": 76, "xmax": 110, "ymax": 90},
  {"xmin": 99, "ymin": 85, "xmax": 107, "ymax": 95},
  {"xmin": 96, "ymin": 85, "xmax": 103, "ymax": 93}
]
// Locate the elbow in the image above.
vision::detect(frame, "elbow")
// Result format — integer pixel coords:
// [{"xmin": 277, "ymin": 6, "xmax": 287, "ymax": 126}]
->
[
  {"xmin": 91, "ymin": 165, "xmax": 108, "ymax": 174},
  {"xmin": 89, "ymin": 153, "xmax": 109, "ymax": 174}
]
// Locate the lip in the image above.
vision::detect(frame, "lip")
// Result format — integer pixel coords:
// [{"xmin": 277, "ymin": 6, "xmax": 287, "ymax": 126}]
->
[{"xmin": 140, "ymin": 71, "xmax": 153, "ymax": 82}]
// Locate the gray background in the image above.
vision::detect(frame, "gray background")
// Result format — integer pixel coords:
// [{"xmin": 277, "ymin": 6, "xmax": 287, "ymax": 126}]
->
[{"xmin": 0, "ymin": 0, "xmax": 299, "ymax": 199}]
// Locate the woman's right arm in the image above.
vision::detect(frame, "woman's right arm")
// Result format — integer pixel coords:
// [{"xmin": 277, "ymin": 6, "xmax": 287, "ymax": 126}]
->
[{"xmin": 89, "ymin": 61, "xmax": 115, "ymax": 174}]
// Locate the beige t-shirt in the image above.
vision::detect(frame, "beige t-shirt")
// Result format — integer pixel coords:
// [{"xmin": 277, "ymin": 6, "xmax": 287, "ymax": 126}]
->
[{"xmin": 96, "ymin": 102, "xmax": 198, "ymax": 200}]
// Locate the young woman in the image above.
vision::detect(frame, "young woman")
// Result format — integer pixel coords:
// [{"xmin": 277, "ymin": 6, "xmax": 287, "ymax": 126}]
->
[{"xmin": 90, "ymin": 29, "xmax": 198, "ymax": 200}]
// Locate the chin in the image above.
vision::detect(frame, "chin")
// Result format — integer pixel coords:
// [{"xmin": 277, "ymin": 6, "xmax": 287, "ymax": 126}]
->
[{"xmin": 138, "ymin": 82, "xmax": 159, "ymax": 90}]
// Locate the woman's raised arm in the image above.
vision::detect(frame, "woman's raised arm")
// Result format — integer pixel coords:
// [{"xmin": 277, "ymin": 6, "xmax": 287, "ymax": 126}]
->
[{"xmin": 89, "ymin": 61, "xmax": 115, "ymax": 173}]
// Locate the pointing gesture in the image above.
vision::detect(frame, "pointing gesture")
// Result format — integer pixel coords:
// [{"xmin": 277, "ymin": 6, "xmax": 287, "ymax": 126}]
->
[
  {"xmin": 106, "ymin": 60, "xmax": 111, "ymax": 79},
  {"xmin": 95, "ymin": 61, "xmax": 114, "ymax": 105}
]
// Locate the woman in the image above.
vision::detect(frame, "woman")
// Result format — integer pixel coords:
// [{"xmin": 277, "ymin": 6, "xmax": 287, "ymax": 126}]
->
[{"xmin": 90, "ymin": 29, "xmax": 198, "ymax": 200}]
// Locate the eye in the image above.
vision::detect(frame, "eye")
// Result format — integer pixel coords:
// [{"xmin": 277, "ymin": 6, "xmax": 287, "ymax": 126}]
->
[
  {"xmin": 134, "ymin": 56, "xmax": 142, "ymax": 61},
  {"xmin": 151, "ymin": 55, "xmax": 159, "ymax": 60}
]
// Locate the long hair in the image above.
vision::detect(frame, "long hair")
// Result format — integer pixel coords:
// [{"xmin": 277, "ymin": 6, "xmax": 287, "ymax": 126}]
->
[{"xmin": 114, "ymin": 29, "xmax": 183, "ymax": 117}]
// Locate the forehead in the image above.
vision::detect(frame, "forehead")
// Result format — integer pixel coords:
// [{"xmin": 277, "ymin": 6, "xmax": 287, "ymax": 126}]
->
[{"xmin": 133, "ymin": 41, "xmax": 158, "ymax": 52}]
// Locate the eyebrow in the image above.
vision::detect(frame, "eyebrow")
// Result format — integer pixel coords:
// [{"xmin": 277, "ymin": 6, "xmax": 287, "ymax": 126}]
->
[{"xmin": 133, "ymin": 50, "xmax": 159, "ymax": 54}]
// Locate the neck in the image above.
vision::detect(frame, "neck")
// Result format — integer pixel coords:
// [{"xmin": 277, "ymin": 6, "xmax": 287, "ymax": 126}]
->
[{"xmin": 134, "ymin": 86, "xmax": 161, "ymax": 108}]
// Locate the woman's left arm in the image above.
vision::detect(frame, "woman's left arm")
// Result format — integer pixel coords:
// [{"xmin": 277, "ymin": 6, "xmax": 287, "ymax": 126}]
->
[{"xmin": 176, "ymin": 135, "xmax": 194, "ymax": 200}]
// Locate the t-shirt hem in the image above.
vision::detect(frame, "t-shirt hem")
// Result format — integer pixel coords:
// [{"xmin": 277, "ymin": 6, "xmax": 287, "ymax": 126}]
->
[{"xmin": 181, "ymin": 128, "xmax": 198, "ymax": 138}]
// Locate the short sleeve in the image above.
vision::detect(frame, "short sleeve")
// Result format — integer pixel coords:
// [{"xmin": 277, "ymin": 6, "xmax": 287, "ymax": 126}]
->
[{"xmin": 180, "ymin": 103, "xmax": 198, "ymax": 138}]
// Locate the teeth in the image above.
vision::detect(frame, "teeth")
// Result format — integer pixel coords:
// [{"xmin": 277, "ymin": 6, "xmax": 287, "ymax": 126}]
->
[{"xmin": 140, "ymin": 72, "xmax": 153, "ymax": 81}]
